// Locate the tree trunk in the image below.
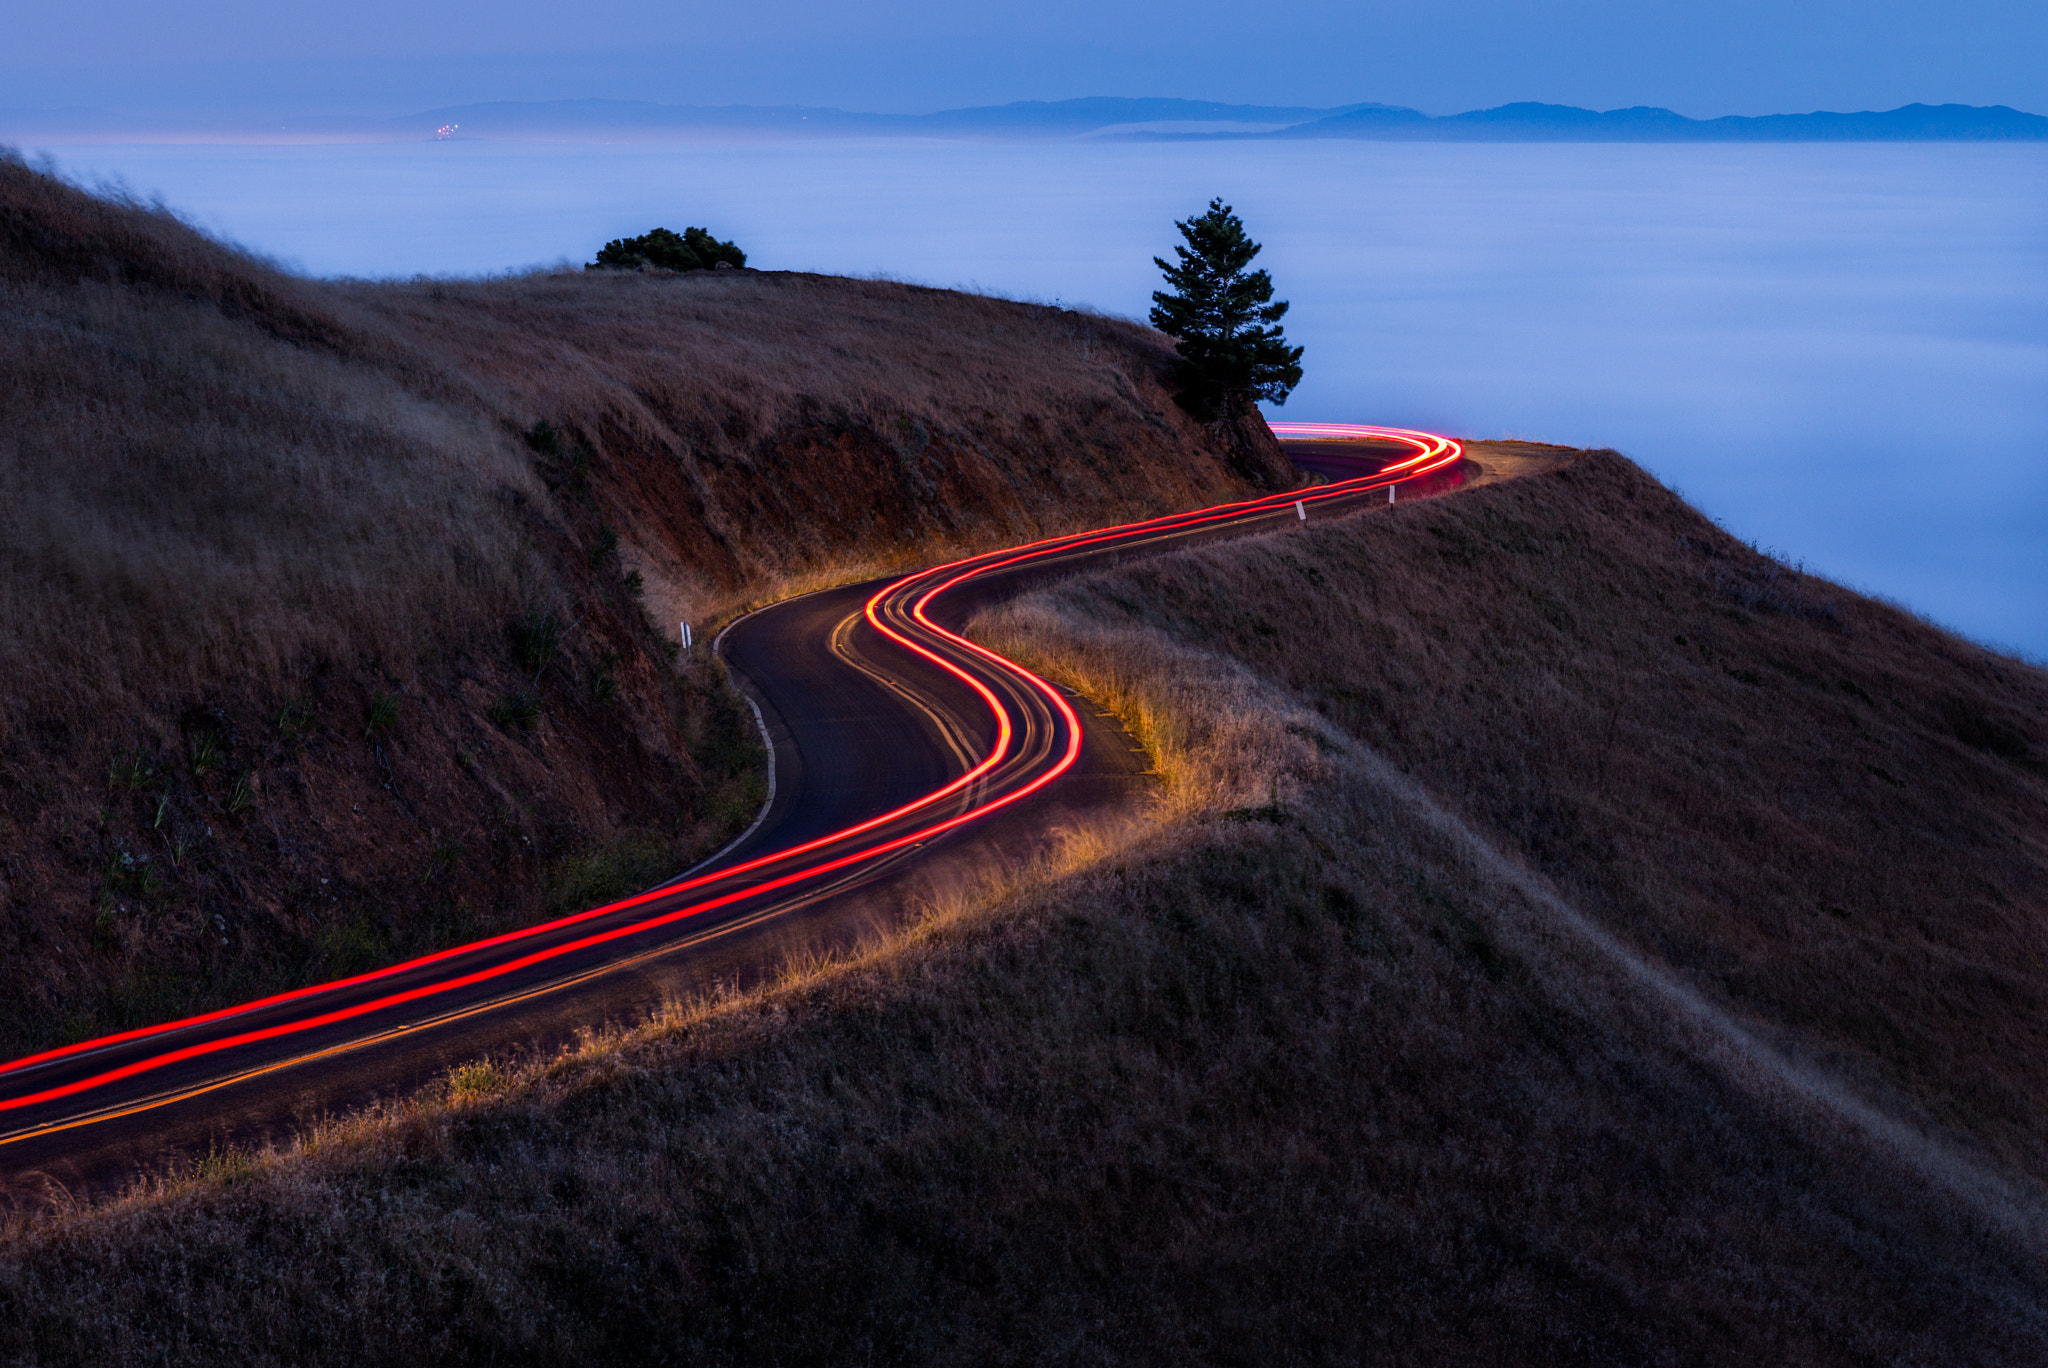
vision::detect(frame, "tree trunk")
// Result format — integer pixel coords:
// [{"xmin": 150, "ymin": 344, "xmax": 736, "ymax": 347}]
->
[{"xmin": 1214, "ymin": 394, "xmax": 1301, "ymax": 491}]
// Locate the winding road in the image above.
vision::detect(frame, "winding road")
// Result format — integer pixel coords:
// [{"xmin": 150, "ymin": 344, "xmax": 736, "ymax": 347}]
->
[{"xmin": 0, "ymin": 425, "xmax": 1460, "ymax": 1195}]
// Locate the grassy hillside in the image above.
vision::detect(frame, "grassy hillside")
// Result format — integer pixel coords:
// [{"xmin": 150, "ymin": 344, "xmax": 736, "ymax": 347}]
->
[
  {"xmin": 0, "ymin": 155, "xmax": 1287, "ymax": 1053},
  {"xmin": 1, "ymin": 451, "xmax": 2040, "ymax": 1363},
  {"xmin": 988, "ymin": 450, "xmax": 2048, "ymax": 1188}
]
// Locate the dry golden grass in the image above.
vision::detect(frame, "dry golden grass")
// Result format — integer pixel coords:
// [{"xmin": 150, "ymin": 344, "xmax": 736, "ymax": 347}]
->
[
  {"xmin": 0, "ymin": 453, "xmax": 2041, "ymax": 1363},
  {"xmin": 12, "ymin": 155, "xmax": 2036, "ymax": 1362},
  {"xmin": 0, "ymin": 165, "xmax": 540, "ymax": 720},
  {"xmin": 341, "ymin": 265, "xmax": 1293, "ymax": 633},
  {"xmin": 985, "ymin": 450, "xmax": 2048, "ymax": 1199},
  {"xmin": 0, "ymin": 156, "xmax": 1285, "ymax": 1054},
  {"xmin": 0, "ymin": 155, "xmax": 1280, "ymax": 732}
]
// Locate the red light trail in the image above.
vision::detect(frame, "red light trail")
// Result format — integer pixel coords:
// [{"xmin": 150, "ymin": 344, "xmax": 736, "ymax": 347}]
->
[{"xmin": 0, "ymin": 425, "xmax": 1460, "ymax": 1152}]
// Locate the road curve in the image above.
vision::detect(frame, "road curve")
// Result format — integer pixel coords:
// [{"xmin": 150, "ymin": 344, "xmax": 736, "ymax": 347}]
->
[{"xmin": 0, "ymin": 425, "xmax": 1460, "ymax": 1194}]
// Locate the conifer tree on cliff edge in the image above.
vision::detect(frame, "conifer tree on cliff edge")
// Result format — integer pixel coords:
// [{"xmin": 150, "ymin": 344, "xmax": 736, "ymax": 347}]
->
[{"xmin": 1149, "ymin": 199, "xmax": 1304, "ymax": 426}]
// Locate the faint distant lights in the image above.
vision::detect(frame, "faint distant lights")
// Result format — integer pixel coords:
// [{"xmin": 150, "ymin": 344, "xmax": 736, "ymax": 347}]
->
[{"xmin": 436, "ymin": 123, "xmax": 459, "ymax": 140}]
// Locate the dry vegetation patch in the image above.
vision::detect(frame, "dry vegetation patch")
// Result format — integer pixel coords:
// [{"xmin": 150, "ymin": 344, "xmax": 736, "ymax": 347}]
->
[
  {"xmin": 0, "ymin": 156, "xmax": 1283, "ymax": 1052},
  {"xmin": 340, "ymin": 265, "xmax": 1296, "ymax": 629},
  {"xmin": 1, "ymin": 454, "xmax": 2042, "ymax": 1363},
  {"xmin": 6, "ymin": 158, "xmax": 2037, "ymax": 1360},
  {"xmin": 982, "ymin": 450, "xmax": 2048, "ymax": 1194},
  {"xmin": 1, "ymin": 517, "xmax": 2041, "ymax": 1363}
]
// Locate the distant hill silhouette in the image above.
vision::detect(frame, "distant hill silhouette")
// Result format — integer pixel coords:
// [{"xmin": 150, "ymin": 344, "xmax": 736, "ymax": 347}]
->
[
  {"xmin": 1263, "ymin": 100, "xmax": 2048, "ymax": 141},
  {"xmin": 382, "ymin": 96, "xmax": 1364, "ymax": 140},
  {"xmin": 388, "ymin": 96, "xmax": 2047, "ymax": 143},
  {"xmin": 7, "ymin": 96, "xmax": 2041, "ymax": 143}
]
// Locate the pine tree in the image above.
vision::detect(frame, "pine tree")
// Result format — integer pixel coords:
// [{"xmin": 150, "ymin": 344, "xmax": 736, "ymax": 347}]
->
[{"xmin": 1148, "ymin": 199, "xmax": 1304, "ymax": 422}]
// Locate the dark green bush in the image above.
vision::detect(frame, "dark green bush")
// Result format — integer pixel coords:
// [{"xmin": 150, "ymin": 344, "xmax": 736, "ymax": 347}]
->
[
  {"xmin": 187, "ymin": 731, "xmax": 224, "ymax": 777},
  {"xmin": 362, "ymin": 693, "xmax": 400, "ymax": 739},
  {"xmin": 587, "ymin": 524, "xmax": 619, "ymax": 569},
  {"xmin": 104, "ymin": 850, "xmax": 163, "ymax": 900},
  {"xmin": 510, "ymin": 610, "xmax": 564, "ymax": 673},
  {"xmin": 107, "ymin": 748, "xmax": 161, "ymax": 793},
  {"xmin": 591, "ymin": 649, "xmax": 622, "ymax": 704},
  {"xmin": 524, "ymin": 419, "xmax": 562, "ymax": 456},
  {"xmin": 588, "ymin": 226, "xmax": 746, "ymax": 273},
  {"xmin": 274, "ymin": 696, "xmax": 318, "ymax": 741},
  {"xmin": 488, "ymin": 691, "xmax": 543, "ymax": 732}
]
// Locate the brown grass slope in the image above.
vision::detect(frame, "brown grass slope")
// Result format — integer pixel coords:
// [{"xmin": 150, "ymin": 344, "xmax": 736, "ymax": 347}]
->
[
  {"xmin": 992, "ymin": 450, "xmax": 2048, "ymax": 1192},
  {"xmin": 0, "ymin": 452, "xmax": 2040, "ymax": 1365},
  {"xmin": 0, "ymin": 155, "xmax": 1285, "ymax": 1054},
  {"xmin": 342, "ymin": 267, "xmax": 1294, "ymax": 630}
]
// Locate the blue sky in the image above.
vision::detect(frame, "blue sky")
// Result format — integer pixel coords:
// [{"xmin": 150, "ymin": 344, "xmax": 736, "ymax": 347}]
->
[{"xmin": 7, "ymin": 0, "xmax": 2044, "ymax": 120}]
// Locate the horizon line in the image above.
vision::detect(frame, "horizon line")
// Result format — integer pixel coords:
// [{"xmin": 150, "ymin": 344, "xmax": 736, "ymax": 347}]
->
[{"xmin": 4, "ymin": 95, "xmax": 2043, "ymax": 146}]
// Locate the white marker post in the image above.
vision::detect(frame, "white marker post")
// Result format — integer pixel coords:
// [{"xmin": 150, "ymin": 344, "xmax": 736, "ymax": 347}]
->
[
  {"xmin": 1388, "ymin": 486, "xmax": 1396, "ymax": 505},
  {"xmin": 680, "ymin": 622, "xmax": 693, "ymax": 651},
  {"xmin": 1295, "ymin": 501, "xmax": 1306, "ymax": 521}
]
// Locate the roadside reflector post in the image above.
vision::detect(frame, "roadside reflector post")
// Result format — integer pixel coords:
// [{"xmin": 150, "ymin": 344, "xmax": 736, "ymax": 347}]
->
[
  {"xmin": 680, "ymin": 622, "xmax": 692, "ymax": 651},
  {"xmin": 1388, "ymin": 486, "xmax": 1396, "ymax": 505},
  {"xmin": 1295, "ymin": 501, "xmax": 1306, "ymax": 521}
]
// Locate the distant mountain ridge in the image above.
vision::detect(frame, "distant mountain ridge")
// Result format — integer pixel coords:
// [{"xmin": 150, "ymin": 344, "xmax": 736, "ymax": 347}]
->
[
  {"xmin": 1259, "ymin": 100, "xmax": 2048, "ymax": 142},
  {"xmin": 393, "ymin": 96, "xmax": 2048, "ymax": 142},
  {"xmin": 5, "ymin": 96, "xmax": 2043, "ymax": 143},
  {"xmin": 384, "ymin": 96, "xmax": 1369, "ymax": 139}
]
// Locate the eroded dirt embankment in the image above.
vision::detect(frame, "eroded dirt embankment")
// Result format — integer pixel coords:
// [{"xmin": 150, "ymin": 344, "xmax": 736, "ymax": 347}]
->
[{"xmin": 0, "ymin": 155, "xmax": 1293, "ymax": 1055}]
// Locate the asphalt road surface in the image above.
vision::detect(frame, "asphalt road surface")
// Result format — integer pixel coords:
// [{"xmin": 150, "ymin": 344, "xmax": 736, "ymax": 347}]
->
[{"xmin": 0, "ymin": 425, "xmax": 1460, "ymax": 1200}]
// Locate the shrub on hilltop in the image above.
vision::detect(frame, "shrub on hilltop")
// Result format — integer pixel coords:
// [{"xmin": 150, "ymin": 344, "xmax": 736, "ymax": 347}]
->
[{"xmin": 588, "ymin": 225, "xmax": 746, "ymax": 273}]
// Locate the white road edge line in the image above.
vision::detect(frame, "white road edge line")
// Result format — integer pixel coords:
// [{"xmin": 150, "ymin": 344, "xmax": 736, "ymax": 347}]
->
[{"xmin": 659, "ymin": 622, "xmax": 779, "ymax": 887}]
